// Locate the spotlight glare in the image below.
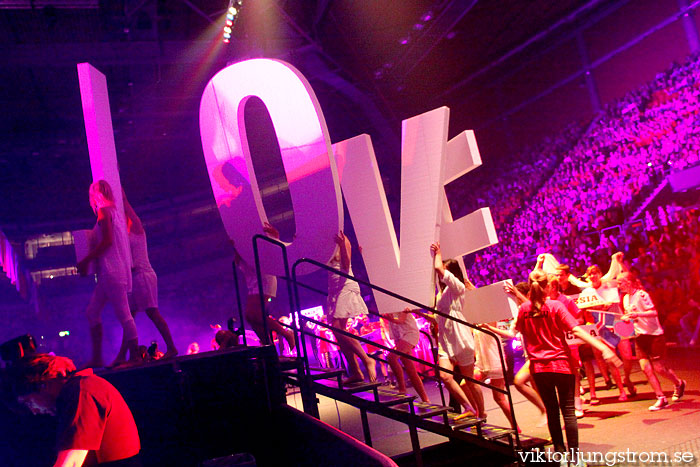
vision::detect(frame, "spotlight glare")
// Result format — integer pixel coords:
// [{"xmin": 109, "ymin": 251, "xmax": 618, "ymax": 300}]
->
[
  {"xmin": 226, "ymin": 19, "xmax": 233, "ymax": 26},
  {"xmin": 229, "ymin": 6, "xmax": 237, "ymax": 15},
  {"xmin": 224, "ymin": 26, "xmax": 232, "ymax": 33},
  {"xmin": 227, "ymin": 13, "xmax": 234, "ymax": 20}
]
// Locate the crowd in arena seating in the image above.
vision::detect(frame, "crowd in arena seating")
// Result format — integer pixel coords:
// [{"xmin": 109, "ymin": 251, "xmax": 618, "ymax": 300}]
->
[{"xmin": 448, "ymin": 53, "xmax": 700, "ymax": 342}]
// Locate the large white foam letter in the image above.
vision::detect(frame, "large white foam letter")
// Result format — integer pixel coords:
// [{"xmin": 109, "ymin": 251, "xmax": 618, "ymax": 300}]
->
[
  {"xmin": 334, "ymin": 112, "xmax": 501, "ymax": 314},
  {"xmin": 199, "ymin": 59, "xmax": 342, "ymax": 275}
]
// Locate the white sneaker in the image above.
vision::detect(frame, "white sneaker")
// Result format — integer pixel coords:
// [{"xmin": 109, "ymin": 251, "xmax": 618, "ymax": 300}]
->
[{"xmin": 649, "ymin": 397, "xmax": 669, "ymax": 411}]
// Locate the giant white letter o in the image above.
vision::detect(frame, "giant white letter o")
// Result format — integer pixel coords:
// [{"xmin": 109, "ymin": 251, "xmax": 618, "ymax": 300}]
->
[{"xmin": 200, "ymin": 59, "xmax": 342, "ymax": 275}]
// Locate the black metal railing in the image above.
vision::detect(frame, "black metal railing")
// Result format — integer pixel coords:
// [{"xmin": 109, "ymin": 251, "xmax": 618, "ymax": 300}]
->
[{"xmin": 291, "ymin": 256, "xmax": 520, "ymax": 447}]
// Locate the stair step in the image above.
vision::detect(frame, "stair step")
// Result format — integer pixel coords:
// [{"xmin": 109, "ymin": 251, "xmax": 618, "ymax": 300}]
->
[
  {"xmin": 431, "ymin": 411, "xmax": 485, "ymax": 429},
  {"xmin": 354, "ymin": 388, "xmax": 416, "ymax": 406},
  {"xmin": 319, "ymin": 378, "xmax": 382, "ymax": 393},
  {"xmin": 461, "ymin": 423, "xmax": 515, "ymax": 441},
  {"xmin": 278, "ymin": 356, "xmax": 302, "ymax": 370},
  {"xmin": 392, "ymin": 400, "xmax": 450, "ymax": 418},
  {"xmin": 282, "ymin": 367, "xmax": 345, "ymax": 381}
]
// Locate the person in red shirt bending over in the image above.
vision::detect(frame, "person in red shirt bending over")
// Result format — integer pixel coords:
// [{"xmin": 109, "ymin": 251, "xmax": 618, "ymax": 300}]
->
[
  {"xmin": 510, "ymin": 270, "xmax": 622, "ymax": 459},
  {"xmin": 9, "ymin": 353, "xmax": 141, "ymax": 466}
]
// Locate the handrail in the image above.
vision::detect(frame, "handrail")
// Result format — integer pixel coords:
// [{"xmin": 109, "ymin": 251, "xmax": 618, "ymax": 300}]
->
[
  {"xmin": 291, "ymin": 256, "xmax": 520, "ymax": 447},
  {"xmin": 231, "ymin": 260, "xmax": 247, "ymax": 346},
  {"xmin": 252, "ymin": 235, "xmax": 301, "ymax": 357}
]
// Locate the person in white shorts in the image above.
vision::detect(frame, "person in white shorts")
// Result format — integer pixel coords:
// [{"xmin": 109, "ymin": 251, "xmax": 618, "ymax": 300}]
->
[
  {"xmin": 77, "ymin": 180, "xmax": 139, "ymax": 368},
  {"xmin": 231, "ymin": 222, "xmax": 295, "ymax": 351},
  {"xmin": 112, "ymin": 189, "xmax": 177, "ymax": 366},
  {"xmin": 382, "ymin": 309, "xmax": 430, "ymax": 402},
  {"xmin": 474, "ymin": 325, "xmax": 515, "ymax": 428},
  {"xmin": 326, "ymin": 231, "xmax": 376, "ymax": 384}
]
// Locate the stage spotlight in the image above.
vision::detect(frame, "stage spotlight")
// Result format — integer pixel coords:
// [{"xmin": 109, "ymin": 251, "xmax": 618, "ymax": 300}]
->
[{"xmin": 222, "ymin": 0, "xmax": 244, "ymax": 44}]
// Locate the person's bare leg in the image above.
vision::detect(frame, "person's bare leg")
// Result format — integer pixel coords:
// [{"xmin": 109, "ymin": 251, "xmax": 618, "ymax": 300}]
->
[
  {"xmin": 145, "ymin": 307, "xmax": 178, "ymax": 358},
  {"xmin": 244, "ymin": 295, "xmax": 267, "ymax": 344},
  {"xmin": 86, "ymin": 324, "xmax": 104, "ymax": 368},
  {"xmin": 265, "ymin": 316, "xmax": 295, "ymax": 352},
  {"xmin": 583, "ymin": 361, "xmax": 598, "ymax": 402},
  {"xmin": 491, "ymin": 378, "xmax": 515, "ymax": 429},
  {"xmin": 459, "ymin": 364, "xmax": 485, "ymax": 418},
  {"xmin": 396, "ymin": 339, "xmax": 430, "ymax": 402},
  {"xmin": 652, "ymin": 360, "xmax": 682, "ymax": 387},
  {"xmin": 439, "ymin": 358, "xmax": 474, "ymax": 415},
  {"xmin": 640, "ymin": 358, "xmax": 664, "ymax": 398},
  {"xmin": 112, "ymin": 336, "xmax": 128, "ymax": 367},
  {"xmin": 618, "ymin": 339, "xmax": 636, "ymax": 394},
  {"xmin": 514, "ymin": 362, "xmax": 546, "ymax": 415},
  {"xmin": 332, "ymin": 318, "xmax": 376, "ymax": 382},
  {"xmin": 609, "ymin": 363, "xmax": 627, "ymax": 398},
  {"xmin": 387, "ymin": 352, "xmax": 406, "ymax": 393},
  {"xmin": 594, "ymin": 347, "xmax": 612, "ymax": 386}
]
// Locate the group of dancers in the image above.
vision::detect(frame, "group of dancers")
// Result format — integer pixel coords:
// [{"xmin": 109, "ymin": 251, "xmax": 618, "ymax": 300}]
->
[
  {"xmin": 77, "ymin": 184, "xmax": 688, "ymax": 462},
  {"xmin": 296, "ymin": 233, "xmax": 688, "ymax": 462}
]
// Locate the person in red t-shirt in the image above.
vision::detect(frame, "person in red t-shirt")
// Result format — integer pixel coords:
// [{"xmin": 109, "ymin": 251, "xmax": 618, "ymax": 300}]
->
[
  {"xmin": 511, "ymin": 270, "xmax": 621, "ymax": 456},
  {"xmin": 9, "ymin": 353, "xmax": 141, "ymax": 467}
]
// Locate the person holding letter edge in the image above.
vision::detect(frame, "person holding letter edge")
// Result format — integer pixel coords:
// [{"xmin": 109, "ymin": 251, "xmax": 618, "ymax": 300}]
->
[
  {"xmin": 326, "ymin": 231, "xmax": 377, "ymax": 384},
  {"xmin": 110, "ymin": 188, "xmax": 178, "ymax": 366},
  {"xmin": 77, "ymin": 180, "xmax": 140, "ymax": 367},
  {"xmin": 412, "ymin": 242, "xmax": 485, "ymax": 419}
]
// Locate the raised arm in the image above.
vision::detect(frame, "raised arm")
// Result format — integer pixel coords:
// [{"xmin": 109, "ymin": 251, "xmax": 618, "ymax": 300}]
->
[
  {"xmin": 602, "ymin": 251, "xmax": 628, "ymax": 283},
  {"xmin": 53, "ymin": 449, "xmax": 88, "ymax": 467},
  {"xmin": 504, "ymin": 282, "xmax": 528, "ymax": 305},
  {"xmin": 481, "ymin": 321, "xmax": 516, "ymax": 339},
  {"xmin": 334, "ymin": 231, "xmax": 351, "ymax": 271},
  {"xmin": 263, "ymin": 222, "xmax": 280, "ymax": 240},
  {"xmin": 431, "ymin": 242, "xmax": 445, "ymax": 279}
]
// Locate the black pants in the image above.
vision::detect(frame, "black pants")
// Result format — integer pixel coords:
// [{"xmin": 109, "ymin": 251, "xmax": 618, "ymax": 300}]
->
[{"xmin": 532, "ymin": 372, "xmax": 577, "ymax": 453}]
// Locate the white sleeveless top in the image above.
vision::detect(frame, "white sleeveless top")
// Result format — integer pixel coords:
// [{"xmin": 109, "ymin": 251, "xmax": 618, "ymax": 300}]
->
[
  {"xmin": 129, "ymin": 231, "xmax": 155, "ymax": 274},
  {"xmin": 93, "ymin": 206, "xmax": 132, "ymax": 288}
]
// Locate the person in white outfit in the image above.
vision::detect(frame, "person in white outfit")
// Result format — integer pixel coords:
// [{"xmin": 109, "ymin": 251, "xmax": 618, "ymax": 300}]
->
[
  {"xmin": 231, "ymin": 222, "xmax": 295, "ymax": 351},
  {"xmin": 111, "ymin": 189, "xmax": 177, "ymax": 366},
  {"xmin": 326, "ymin": 231, "xmax": 376, "ymax": 384},
  {"xmin": 618, "ymin": 272, "xmax": 686, "ymax": 411},
  {"xmin": 382, "ymin": 308, "xmax": 430, "ymax": 402},
  {"xmin": 413, "ymin": 242, "xmax": 484, "ymax": 419},
  {"xmin": 77, "ymin": 180, "xmax": 139, "ymax": 367}
]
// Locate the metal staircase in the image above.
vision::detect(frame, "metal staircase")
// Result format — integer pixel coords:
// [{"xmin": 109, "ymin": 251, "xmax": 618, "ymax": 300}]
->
[{"xmin": 234, "ymin": 235, "xmax": 548, "ymax": 466}]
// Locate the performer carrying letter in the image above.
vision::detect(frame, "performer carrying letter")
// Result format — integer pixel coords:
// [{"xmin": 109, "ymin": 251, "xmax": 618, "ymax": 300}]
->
[
  {"xmin": 77, "ymin": 180, "xmax": 139, "ymax": 367},
  {"xmin": 414, "ymin": 242, "xmax": 484, "ymax": 419},
  {"xmin": 111, "ymin": 189, "xmax": 177, "ymax": 366},
  {"xmin": 326, "ymin": 231, "xmax": 377, "ymax": 384},
  {"xmin": 382, "ymin": 308, "xmax": 431, "ymax": 402}
]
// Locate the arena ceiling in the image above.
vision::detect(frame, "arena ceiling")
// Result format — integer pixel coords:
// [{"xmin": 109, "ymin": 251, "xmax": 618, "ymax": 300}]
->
[{"xmin": 0, "ymin": 0, "xmax": 629, "ymax": 233}]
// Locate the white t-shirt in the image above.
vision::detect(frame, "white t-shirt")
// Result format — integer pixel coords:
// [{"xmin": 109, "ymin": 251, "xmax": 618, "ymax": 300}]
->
[{"xmin": 622, "ymin": 289, "xmax": 663, "ymax": 336}]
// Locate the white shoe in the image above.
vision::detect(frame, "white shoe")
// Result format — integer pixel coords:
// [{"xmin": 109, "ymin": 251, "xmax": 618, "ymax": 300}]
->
[{"xmin": 649, "ymin": 396, "xmax": 669, "ymax": 411}]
